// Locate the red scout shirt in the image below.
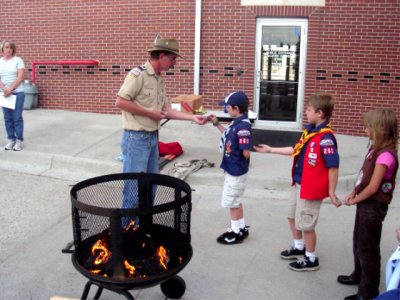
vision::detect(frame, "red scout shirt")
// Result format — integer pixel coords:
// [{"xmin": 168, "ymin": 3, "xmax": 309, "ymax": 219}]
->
[{"xmin": 292, "ymin": 121, "xmax": 339, "ymax": 200}]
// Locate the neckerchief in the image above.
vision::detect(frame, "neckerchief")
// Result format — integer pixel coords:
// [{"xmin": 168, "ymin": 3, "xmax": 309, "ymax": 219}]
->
[{"xmin": 291, "ymin": 122, "xmax": 333, "ymax": 157}]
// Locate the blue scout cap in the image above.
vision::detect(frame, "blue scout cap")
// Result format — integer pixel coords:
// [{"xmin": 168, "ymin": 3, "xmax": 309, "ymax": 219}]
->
[{"xmin": 218, "ymin": 91, "xmax": 248, "ymax": 113}]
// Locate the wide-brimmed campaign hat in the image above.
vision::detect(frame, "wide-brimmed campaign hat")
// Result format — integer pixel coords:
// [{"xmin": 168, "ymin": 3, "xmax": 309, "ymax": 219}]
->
[{"xmin": 148, "ymin": 37, "xmax": 182, "ymax": 58}]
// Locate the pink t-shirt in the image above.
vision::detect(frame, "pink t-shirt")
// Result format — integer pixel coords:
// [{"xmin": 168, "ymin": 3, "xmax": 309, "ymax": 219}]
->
[{"xmin": 376, "ymin": 151, "xmax": 397, "ymax": 179}]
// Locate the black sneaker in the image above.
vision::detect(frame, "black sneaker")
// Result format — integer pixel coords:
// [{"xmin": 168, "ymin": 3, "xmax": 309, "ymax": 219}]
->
[
  {"xmin": 280, "ymin": 245, "xmax": 305, "ymax": 260},
  {"xmin": 217, "ymin": 228, "xmax": 244, "ymax": 245},
  {"xmin": 288, "ymin": 255, "xmax": 320, "ymax": 272},
  {"xmin": 240, "ymin": 226, "xmax": 250, "ymax": 239}
]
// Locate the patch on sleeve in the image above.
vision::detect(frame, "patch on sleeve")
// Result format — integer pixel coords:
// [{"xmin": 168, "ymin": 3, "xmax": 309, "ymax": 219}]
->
[
  {"xmin": 129, "ymin": 67, "xmax": 143, "ymax": 78},
  {"xmin": 320, "ymin": 138, "xmax": 335, "ymax": 146},
  {"xmin": 381, "ymin": 182, "xmax": 393, "ymax": 193},
  {"xmin": 323, "ymin": 147, "xmax": 335, "ymax": 155},
  {"xmin": 239, "ymin": 137, "xmax": 250, "ymax": 145},
  {"xmin": 238, "ymin": 130, "xmax": 251, "ymax": 145},
  {"xmin": 237, "ymin": 129, "xmax": 251, "ymax": 137}
]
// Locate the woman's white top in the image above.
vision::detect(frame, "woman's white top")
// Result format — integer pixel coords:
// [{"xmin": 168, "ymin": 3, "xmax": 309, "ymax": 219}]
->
[{"xmin": 0, "ymin": 56, "xmax": 25, "ymax": 93}]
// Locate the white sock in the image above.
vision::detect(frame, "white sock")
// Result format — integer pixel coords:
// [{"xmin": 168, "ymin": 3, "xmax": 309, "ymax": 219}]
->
[
  {"xmin": 306, "ymin": 251, "xmax": 316, "ymax": 262},
  {"xmin": 238, "ymin": 218, "xmax": 245, "ymax": 229},
  {"xmin": 231, "ymin": 220, "xmax": 241, "ymax": 233},
  {"xmin": 294, "ymin": 239, "xmax": 305, "ymax": 250}
]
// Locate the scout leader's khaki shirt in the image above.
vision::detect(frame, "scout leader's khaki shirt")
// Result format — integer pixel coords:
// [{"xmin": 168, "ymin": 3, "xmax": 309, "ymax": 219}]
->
[{"xmin": 117, "ymin": 61, "xmax": 168, "ymax": 131}]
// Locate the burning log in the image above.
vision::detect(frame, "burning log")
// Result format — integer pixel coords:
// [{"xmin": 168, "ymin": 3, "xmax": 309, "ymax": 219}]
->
[{"xmin": 83, "ymin": 228, "xmax": 173, "ymax": 278}]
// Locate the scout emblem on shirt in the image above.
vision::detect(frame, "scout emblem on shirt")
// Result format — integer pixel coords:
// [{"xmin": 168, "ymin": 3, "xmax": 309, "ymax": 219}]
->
[
  {"xmin": 238, "ymin": 129, "xmax": 251, "ymax": 145},
  {"xmin": 321, "ymin": 138, "xmax": 335, "ymax": 155},
  {"xmin": 225, "ymin": 140, "xmax": 232, "ymax": 156},
  {"xmin": 129, "ymin": 65, "xmax": 145, "ymax": 78},
  {"xmin": 308, "ymin": 152, "xmax": 317, "ymax": 166},
  {"xmin": 308, "ymin": 142, "xmax": 317, "ymax": 166},
  {"xmin": 381, "ymin": 182, "xmax": 393, "ymax": 193}
]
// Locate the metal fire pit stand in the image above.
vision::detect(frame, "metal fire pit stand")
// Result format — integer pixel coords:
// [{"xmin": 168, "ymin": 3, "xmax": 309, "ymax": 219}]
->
[{"xmin": 63, "ymin": 173, "xmax": 193, "ymax": 300}]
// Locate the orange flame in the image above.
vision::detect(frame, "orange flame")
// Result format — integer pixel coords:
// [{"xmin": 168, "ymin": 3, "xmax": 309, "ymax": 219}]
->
[
  {"xmin": 156, "ymin": 245, "xmax": 169, "ymax": 270},
  {"xmin": 124, "ymin": 260, "xmax": 136, "ymax": 276},
  {"xmin": 124, "ymin": 220, "xmax": 139, "ymax": 232},
  {"xmin": 91, "ymin": 239, "xmax": 111, "ymax": 265}
]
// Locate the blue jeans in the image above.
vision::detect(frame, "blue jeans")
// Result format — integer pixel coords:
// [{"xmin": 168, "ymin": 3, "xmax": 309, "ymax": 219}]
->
[
  {"xmin": 121, "ymin": 130, "xmax": 159, "ymax": 225},
  {"xmin": 2, "ymin": 92, "xmax": 25, "ymax": 141}
]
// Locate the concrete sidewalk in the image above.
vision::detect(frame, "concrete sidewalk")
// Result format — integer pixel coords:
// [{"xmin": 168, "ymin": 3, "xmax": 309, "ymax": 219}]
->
[{"xmin": 0, "ymin": 109, "xmax": 399, "ymax": 300}]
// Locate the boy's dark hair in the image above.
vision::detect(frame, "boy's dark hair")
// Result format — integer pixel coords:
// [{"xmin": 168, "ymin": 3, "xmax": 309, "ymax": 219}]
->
[
  {"xmin": 234, "ymin": 96, "xmax": 249, "ymax": 114},
  {"xmin": 307, "ymin": 93, "xmax": 334, "ymax": 118}
]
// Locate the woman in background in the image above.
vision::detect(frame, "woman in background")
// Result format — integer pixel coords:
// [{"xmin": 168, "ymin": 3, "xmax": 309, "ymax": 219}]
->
[{"xmin": 0, "ymin": 40, "xmax": 25, "ymax": 151}]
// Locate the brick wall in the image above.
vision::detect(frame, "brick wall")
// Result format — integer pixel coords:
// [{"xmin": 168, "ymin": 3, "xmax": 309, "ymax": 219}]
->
[
  {"xmin": 305, "ymin": 0, "xmax": 400, "ymax": 135},
  {"xmin": 1, "ymin": 0, "xmax": 399, "ymax": 135},
  {"xmin": 1, "ymin": 0, "xmax": 197, "ymax": 114}
]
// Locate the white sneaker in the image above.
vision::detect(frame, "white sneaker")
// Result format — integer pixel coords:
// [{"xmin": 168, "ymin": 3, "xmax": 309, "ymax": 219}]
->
[
  {"xmin": 13, "ymin": 140, "xmax": 23, "ymax": 151},
  {"xmin": 4, "ymin": 140, "xmax": 15, "ymax": 150}
]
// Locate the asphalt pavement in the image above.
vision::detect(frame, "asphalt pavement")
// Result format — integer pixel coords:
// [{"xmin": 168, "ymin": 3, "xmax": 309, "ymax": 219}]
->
[{"xmin": 0, "ymin": 109, "xmax": 399, "ymax": 300}]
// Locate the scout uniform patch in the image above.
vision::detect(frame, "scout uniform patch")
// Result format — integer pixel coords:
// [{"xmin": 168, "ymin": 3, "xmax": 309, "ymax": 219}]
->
[{"xmin": 129, "ymin": 65, "xmax": 145, "ymax": 78}]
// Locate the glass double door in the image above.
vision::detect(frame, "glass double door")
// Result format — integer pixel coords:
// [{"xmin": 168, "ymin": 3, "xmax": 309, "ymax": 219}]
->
[{"xmin": 255, "ymin": 19, "xmax": 308, "ymax": 130}]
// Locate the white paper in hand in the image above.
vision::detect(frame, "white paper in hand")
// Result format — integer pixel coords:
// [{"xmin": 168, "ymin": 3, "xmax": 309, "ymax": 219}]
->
[{"xmin": 0, "ymin": 93, "xmax": 16, "ymax": 109}]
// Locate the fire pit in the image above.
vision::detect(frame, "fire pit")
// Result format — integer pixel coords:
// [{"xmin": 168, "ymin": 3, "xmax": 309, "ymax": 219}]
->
[{"xmin": 64, "ymin": 173, "xmax": 193, "ymax": 300}]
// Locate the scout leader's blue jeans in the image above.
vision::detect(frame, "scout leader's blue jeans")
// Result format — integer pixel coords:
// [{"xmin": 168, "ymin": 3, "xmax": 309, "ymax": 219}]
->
[
  {"xmin": 2, "ymin": 92, "xmax": 25, "ymax": 141},
  {"xmin": 121, "ymin": 129, "xmax": 159, "ymax": 226}
]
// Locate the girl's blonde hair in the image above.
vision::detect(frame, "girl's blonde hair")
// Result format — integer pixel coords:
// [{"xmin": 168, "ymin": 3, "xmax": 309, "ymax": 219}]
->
[{"xmin": 364, "ymin": 108, "xmax": 398, "ymax": 151}]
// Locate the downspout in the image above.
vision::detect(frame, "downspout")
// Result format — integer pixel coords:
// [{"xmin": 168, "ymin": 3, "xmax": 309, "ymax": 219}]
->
[
  {"xmin": 31, "ymin": 60, "xmax": 100, "ymax": 83},
  {"xmin": 193, "ymin": 0, "xmax": 201, "ymax": 95}
]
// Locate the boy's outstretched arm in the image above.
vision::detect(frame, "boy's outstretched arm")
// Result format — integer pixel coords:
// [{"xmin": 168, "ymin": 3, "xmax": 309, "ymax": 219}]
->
[
  {"xmin": 207, "ymin": 114, "xmax": 226, "ymax": 133},
  {"xmin": 253, "ymin": 144, "xmax": 294, "ymax": 156},
  {"xmin": 328, "ymin": 167, "xmax": 341, "ymax": 207}
]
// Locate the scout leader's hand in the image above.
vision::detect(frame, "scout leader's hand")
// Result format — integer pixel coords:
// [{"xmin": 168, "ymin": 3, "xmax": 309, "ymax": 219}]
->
[
  {"xmin": 253, "ymin": 144, "xmax": 272, "ymax": 153},
  {"xmin": 192, "ymin": 114, "xmax": 208, "ymax": 125}
]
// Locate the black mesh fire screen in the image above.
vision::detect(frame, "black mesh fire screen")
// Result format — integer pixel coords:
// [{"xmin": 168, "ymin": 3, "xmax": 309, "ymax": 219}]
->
[{"xmin": 69, "ymin": 172, "xmax": 192, "ymax": 290}]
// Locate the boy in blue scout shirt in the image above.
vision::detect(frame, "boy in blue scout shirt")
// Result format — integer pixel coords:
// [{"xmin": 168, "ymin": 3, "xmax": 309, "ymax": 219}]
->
[{"xmin": 208, "ymin": 91, "xmax": 252, "ymax": 245}]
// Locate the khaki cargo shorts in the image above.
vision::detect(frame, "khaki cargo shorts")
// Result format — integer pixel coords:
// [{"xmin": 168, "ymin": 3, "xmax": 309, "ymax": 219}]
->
[
  {"xmin": 221, "ymin": 173, "xmax": 247, "ymax": 208},
  {"xmin": 288, "ymin": 184, "xmax": 323, "ymax": 231}
]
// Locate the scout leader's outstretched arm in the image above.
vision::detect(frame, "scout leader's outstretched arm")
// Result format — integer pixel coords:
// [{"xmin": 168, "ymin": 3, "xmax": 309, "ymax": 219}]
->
[
  {"xmin": 164, "ymin": 106, "xmax": 207, "ymax": 125},
  {"xmin": 253, "ymin": 144, "xmax": 294, "ymax": 156},
  {"xmin": 115, "ymin": 95, "xmax": 167, "ymax": 121}
]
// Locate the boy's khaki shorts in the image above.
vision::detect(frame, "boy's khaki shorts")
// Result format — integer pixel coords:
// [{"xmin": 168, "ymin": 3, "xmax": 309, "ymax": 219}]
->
[
  {"xmin": 288, "ymin": 184, "xmax": 323, "ymax": 231},
  {"xmin": 221, "ymin": 173, "xmax": 247, "ymax": 208}
]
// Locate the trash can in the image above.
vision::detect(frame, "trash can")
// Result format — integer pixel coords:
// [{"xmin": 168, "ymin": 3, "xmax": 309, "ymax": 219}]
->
[{"xmin": 23, "ymin": 80, "xmax": 39, "ymax": 110}]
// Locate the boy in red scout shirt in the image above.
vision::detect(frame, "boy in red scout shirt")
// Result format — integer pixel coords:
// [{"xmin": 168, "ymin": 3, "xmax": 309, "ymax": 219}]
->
[{"xmin": 254, "ymin": 93, "xmax": 341, "ymax": 271}]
